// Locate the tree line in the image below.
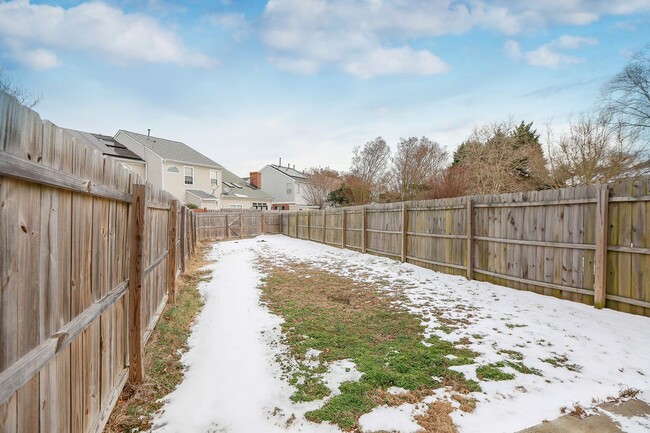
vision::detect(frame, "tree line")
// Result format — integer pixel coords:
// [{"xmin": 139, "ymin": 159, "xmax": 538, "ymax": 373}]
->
[{"xmin": 304, "ymin": 46, "xmax": 650, "ymax": 207}]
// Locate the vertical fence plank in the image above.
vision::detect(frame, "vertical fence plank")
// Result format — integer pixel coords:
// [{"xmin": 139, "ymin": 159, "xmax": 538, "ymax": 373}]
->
[
  {"xmin": 128, "ymin": 184, "xmax": 146, "ymax": 383},
  {"xmin": 180, "ymin": 208, "xmax": 186, "ymax": 273},
  {"xmin": 342, "ymin": 209, "xmax": 346, "ymax": 248},
  {"xmin": 594, "ymin": 185, "xmax": 609, "ymax": 309},
  {"xmin": 401, "ymin": 203, "xmax": 407, "ymax": 262},
  {"xmin": 168, "ymin": 201, "xmax": 178, "ymax": 304},
  {"xmin": 322, "ymin": 210, "xmax": 326, "ymax": 243},
  {"xmin": 362, "ymin": 207, "xmax": 367, "ymax": 253},
  {"xmin": 467, "ymin": 199, "xmax": 474, "ymax": 280}
]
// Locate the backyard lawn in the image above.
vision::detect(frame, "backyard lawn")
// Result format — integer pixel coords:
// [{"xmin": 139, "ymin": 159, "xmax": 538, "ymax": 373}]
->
[{"xmin": 149, "ymin": 236, "xmax": 650, "ymax": 433}]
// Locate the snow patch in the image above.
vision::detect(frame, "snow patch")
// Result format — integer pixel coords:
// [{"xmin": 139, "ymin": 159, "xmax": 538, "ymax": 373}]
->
[{"xmin": 358, "ymin": 404, "xmax": 421, "ymax": 433}]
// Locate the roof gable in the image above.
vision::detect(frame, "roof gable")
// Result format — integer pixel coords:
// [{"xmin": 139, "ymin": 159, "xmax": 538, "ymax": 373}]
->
[
  {"xmin": 118, "ymin": 130, "xmax": 221, "ymax": 168},
  {"xmin": 64, "ymin": 128, "xmax": 143, "ymax": 161},
  {"xmin": 267, "ymin": 164, "xmax": 308, "ymax": 180}
]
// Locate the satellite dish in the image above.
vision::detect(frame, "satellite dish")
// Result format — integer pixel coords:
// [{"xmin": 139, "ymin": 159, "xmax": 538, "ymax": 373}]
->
[{"xmin": 223, "ymin": 185, "xmax": 231, "ymax": 195}]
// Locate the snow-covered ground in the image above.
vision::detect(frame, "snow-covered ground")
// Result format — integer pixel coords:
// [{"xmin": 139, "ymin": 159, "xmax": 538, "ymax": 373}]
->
[{"xmin": 151, "ymin": 235, "xmax": 650, "ymax": 433}]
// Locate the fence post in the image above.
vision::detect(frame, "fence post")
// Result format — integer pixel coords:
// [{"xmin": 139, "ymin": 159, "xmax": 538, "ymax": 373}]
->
[
  {"xmin": 466, "ymin": 199, "xmax": 474, "ymax": 280},
  {"xmin": 341, "ymin": 208, "xmax": 346, "ymax": 248},
  {"xmin": 191, "ymin": 211, "xmax": 196, "ymax": 253},
  {"xmin": 295, "ymin": 211, "xmax": 299, "ymax": 238},
  {"xmin": 180, "ymin": 207, "xmax": 186, "ymax": 273},
  {"xmin": 240, "ymin": 211, "xmax": 244, "ymax": 239},
  {"xmin": 261, "ymin": 211, "xmax": 266, "ymax": 234},
  {"xmin": 362, "ymin": 207, "xmax": 367, "ymax": 254},
  {"xmin": 307, "ymin": 211, "xmax": 311, "ymax": 240},
  {"xmin": 594, "ymin": 185, "xmax": 609, "ymax": 309},
  {"xmin": 128, "ymin": 183, "xmax": 146, "ymax": 383},
  {"xmin": 322, "ymin": 210, "xmax": 326, "ymax": 243},
  {"xmin": 401, "ymin": 203, "xmax": 408, "ymax": 262},
  {"xmin": 168, "ymin": 200, "xmax": 179, "ymax": 303}
]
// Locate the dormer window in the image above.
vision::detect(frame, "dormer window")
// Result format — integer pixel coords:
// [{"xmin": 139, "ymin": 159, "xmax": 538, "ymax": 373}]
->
[
  {"xmin": 167, "ymin": 165, "xmax": 179, "ymax": 173},
  {"xmin": 184, "ymin": 167, "xmax": 194, "ymax": 185}
]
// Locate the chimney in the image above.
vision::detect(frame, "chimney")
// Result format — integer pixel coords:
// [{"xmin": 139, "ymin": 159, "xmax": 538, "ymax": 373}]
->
[
  {"xmin": 249, "ymin": 171, "xmax": 262, "ymax": 189},
  {"xmin": 293, "ymin": 164, "xmax": 296, "ymax": 169}
]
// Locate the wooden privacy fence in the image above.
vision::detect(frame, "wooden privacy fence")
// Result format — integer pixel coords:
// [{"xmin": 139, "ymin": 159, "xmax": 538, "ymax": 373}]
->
[
  {"xmin": 0, "ymin": 91, "xmax": 197, "ymax": 433},
  {"xmin": 195, "ymin": 210, "xmax": 281, "ymax": 240},
  {"xmin": 281, "ymin": 180, "xmax": 650, "ymax": 317}
]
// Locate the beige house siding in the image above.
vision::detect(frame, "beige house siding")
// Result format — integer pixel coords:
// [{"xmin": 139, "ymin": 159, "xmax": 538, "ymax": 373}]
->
[
  {"xmin": 162, "ymin": 161, "xmax": 221, "ymax": 205},
  {"xmin": 118, "ymin": 160, "xmax": 146, "ymax": 179},
  {"xmin": 186, "ymin": 192, "xmax": 219, "ymax": 210}
]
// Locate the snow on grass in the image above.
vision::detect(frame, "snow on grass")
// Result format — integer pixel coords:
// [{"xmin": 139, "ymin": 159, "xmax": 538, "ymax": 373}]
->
[
  {"xmin": 255, "ymin": 235, "xmax": 650, "ymax": 433},
  {"xmin": 151, "ymin": 235, "xmax": 650, "ymax": 433},
  {"xmin": 150, "ymin": 242, "xmax": 342, "ymax": 433},
  {"xmin": 358, "ymin": 404, "xmax": 422, "ymax": 433}
]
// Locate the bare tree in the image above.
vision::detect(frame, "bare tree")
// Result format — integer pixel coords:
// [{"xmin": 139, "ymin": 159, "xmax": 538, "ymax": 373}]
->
[
  {"xmin": 391, "ymin": 137, "xmax": 447, "ymax": 200},
  {"xmin": 427, "ymin": 166, "xmax": 469, "ymax": 199},
  {"xmin": 0, "ymin": 67, "xmax": 41, "ymax": 108},
  {"xmin": 302, "ymin": 167, "xmax": 342, "ymax": 208},
  {"xmin": 547, "ymin": 111, "xmax": 645, "ymax": 186},
  {"xmin": 349, "ymin": 137, "xmax": 391, "ymax": 203},
  {"xmin": 601, "ymin": 46, "xmax": 650, "ymax": 142}
]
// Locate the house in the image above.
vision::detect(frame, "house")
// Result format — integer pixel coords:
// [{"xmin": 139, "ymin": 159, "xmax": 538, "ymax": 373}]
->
[
  {"xmin": 63, "ymin": 128, "xmax": 146, "ymax": 178},
  {"xmin": 255, "ymin": 163, "xmax": 315, "ymax": 210},
  {"xmin": 114, "ymin": 130, "xmax": 273, "ymax": 209}
]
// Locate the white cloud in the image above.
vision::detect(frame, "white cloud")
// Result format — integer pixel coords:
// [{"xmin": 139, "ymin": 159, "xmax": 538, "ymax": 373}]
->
[
  {"xmin": 261, "ymin": 0, "xmax": 648, "ymax": 77},
  {"xmin": 549, "ymin": 35, "xmax": 598, "ymax": 50},
  {"xmin": 11, "ymin": 47, "xmax": 60, "ymax": 70},
  {"xmin": 343, "ymin": 47, "xmax": 448, "ymax": 79},
  {"xmin": 505, "ymin": 35, "xmax": 598, "ymax": 69},
  {"xmin": 525, "ymin": 46, "xmax": 584, "ymax": 68},
  {"xmin": 0, "ymin": 0, "xmax": 216, "ymax": 69}
]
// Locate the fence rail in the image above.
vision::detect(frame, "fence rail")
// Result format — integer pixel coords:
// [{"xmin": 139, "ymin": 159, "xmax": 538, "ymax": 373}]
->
[
  {"xmin": 194, "ymin": 211, "xmax": 282, "ymax": 240},
  {"xmin": 0, "ymin": 91, "xmax": 198, "ymax": 433},
  {"xmin": 280, "ymin": 180, "xmax": 650, "ymax": 317}
]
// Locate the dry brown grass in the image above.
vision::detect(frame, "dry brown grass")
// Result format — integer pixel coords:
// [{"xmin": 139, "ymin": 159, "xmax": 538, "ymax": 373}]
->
[
  {"xmin": 103, "ymin": 243, "xmax": 213, "ymax": 433},
  {"xmin": 414, "ymin": 401, "xmax": 457, "ymax": 433},
  {"xmin": 451, "ymin": 394, "xmax": 477, "ymax": 413},
  {"xmin": 369, "ymin": 388, "xmax": 434, "ymax": 406}
]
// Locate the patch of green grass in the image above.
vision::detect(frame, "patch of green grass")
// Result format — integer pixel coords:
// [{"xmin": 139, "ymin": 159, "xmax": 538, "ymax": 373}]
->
[
  {"xmin": 505, "ymin": 323, "xmax": 528, "ymax": 329},
  {"xmin": 476, "ymin": 364, "xmax": 515, "ymax": 381},
  {"xmin": 476, "ymin": 360, "xmax": 542, "ymax": 381},
  {"xmin": 541, "ymin": 354, "xmax": 582, "ymax": 372},
  {"xmin": 259, "ymin": 261, "xmax": 480, "ymax": 431}
]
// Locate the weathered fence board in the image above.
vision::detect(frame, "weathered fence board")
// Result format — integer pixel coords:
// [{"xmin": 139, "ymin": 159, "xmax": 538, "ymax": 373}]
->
[
  {"xmin": 0, "ymin": 90, "xmax": 197, "ymax": 433},
  {"xmin": 195, "ymin": 210, "xmax": 282, "ymax": 241},
  {"xmin": 281, "ymin": 180, "xmax": 649, "ymax": 317}
]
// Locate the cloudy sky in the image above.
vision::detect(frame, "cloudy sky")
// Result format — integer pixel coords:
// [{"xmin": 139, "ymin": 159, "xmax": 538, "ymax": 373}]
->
[{"xmin": 1, "ymin": 0, "xmax": 649, "ymax": 176}]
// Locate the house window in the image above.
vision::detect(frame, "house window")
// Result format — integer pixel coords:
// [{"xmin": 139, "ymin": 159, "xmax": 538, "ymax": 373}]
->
[
  {"xmin": 286, "ymin": 182, "xmax": 293, "ymax": 194},
  {"xmin": 229, "ymin": 204, "xmax": 243, "ymax": 209},
  {"xmin": 253, "ymin": 202, "xmax": 268, "ymax": 210},
  {"xmin": 210, "ymin": 170, "xmax": 218, "ymax": 188},
  {"xmin": 167, "ymin": 165, "xmax": 179, "ymax": 173},
  {"xmin": 184, "ymin": 167, "xmax": 194, "ymax": 185}
]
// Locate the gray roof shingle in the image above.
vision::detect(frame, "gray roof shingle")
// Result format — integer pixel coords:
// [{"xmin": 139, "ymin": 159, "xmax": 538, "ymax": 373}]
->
[
  {"xmin": 64, "ymin": 128, "xmax": 144, "ymax": 161},
  {"xmin": 118, "ymin": 130, "xmax": 221, "ymax": 168},
  {"xmin": 187, "ymin": 190, "xmax": 218, "ymax": 200},
  {"xmin": 221, "ymin": 168, "xmax": 274, "ymax": 201},
  {"xmin": 268, "ymin": 164, "xmax": 308, "ymax": 180}
]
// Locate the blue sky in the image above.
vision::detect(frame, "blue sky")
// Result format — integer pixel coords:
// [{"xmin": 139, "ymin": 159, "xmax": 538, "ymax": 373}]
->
[{"xmin": 1, "ymin": 0, "xmax": 649, "ymax": 176}]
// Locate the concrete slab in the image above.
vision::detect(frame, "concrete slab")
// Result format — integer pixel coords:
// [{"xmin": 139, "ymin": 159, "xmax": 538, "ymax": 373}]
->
[{"xmin": 517, "ymin": 399, "xmax": 650, "ymax": 433}]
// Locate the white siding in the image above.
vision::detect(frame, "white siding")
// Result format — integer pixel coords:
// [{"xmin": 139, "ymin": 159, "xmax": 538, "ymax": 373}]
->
[{"xmin": 260, "ymin": 166, "xmax": 300, "ymax": 204}]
